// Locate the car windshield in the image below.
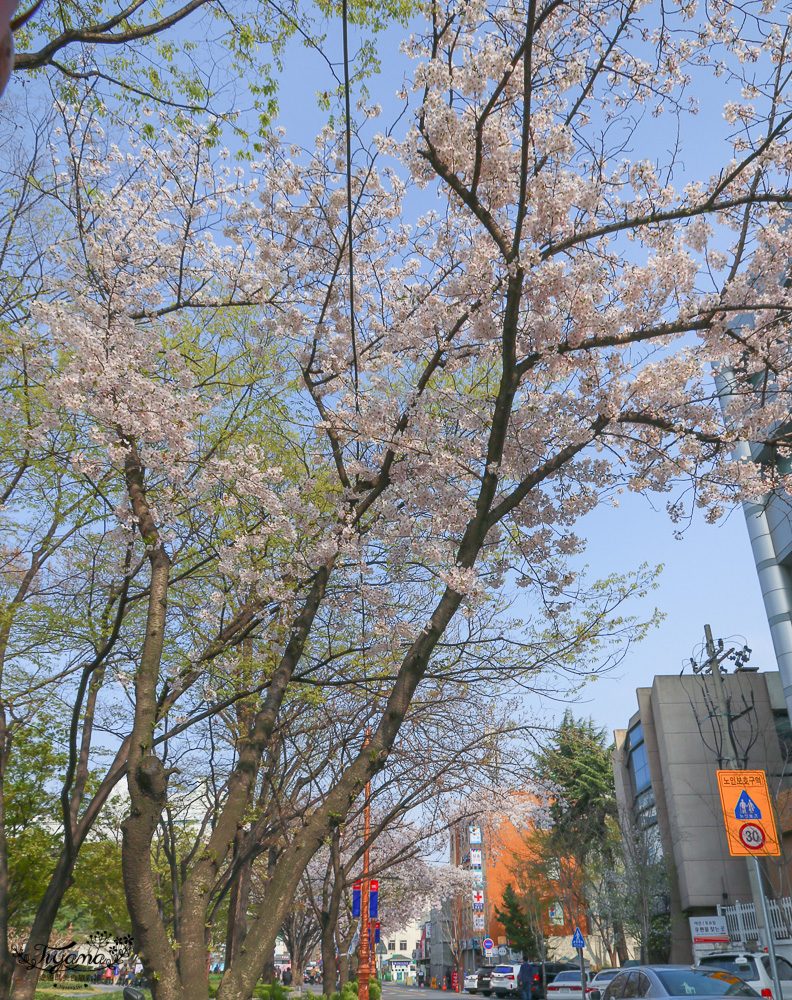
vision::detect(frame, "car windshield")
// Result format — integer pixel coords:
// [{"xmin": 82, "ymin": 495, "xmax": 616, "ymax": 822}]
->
[
  {"xmin": 594, "ymin": 972, "xmax": 620, "ymax": 982},
  {"xmin": 698, "ymin": 959, "xmax": 759, "ymax": 980},
  {"xmin": 655, "ymin": 970, "xmax": 760, "ymax": 997}
]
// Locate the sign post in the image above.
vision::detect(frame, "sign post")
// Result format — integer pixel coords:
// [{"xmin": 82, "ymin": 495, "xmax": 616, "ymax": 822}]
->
[
  {"xmin": 716, "ymin": 770, "xmax": 782, "ymax": 1000},
  {"xmin": 571, "ymin": 928, "xmax": 585, "ymax": 1000}
]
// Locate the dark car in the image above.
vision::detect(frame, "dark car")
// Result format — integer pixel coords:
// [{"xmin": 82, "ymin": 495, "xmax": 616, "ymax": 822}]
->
[
  {"xmin": 590, "ymin": 966, "xmax": 760, "ymax": 1000},
  {"xmin": 477, "ymin": 966, "xmax": 500, "ymax": 996}
]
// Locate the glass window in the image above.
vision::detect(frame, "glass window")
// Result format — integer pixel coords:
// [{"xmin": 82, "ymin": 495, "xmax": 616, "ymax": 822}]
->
[
  {"xmin": 630, "ymin": 741, "xmax": 651, "ymax": 793},
  {"xmin": 627, "ymin": 724, "xmax": 644, "ymax": 751},
  {"xmin": 621, "ymin": 973, "xmax": 641, "ymax": 999},
  {"xmin": 603, "ymin": 973, "xmax": 632, "ymax": 1000},
  {"xmin": 594, "ymin": 972, "xmax": 621, "ymax": 984},
  {"xmin": 699, "ymin": 958, "xmax": 759, "ymax": 979},
  {"xmin": 400, "ymin": 941, "xmax": 408, "ymax": 952},
  {"xmin": 636, "ymin": 974, "xmax": 652, "ymax": 998},
  {"xmin": 762, "ymin": 957, "xmax": 792, "ymax": 981},
  {"xmin": 654, "ymin": 969, "xmax": 759, "ymax": 996},
  {"xmin": 388, "ymin": 941, "xmax": 396, "ymax": 951}
]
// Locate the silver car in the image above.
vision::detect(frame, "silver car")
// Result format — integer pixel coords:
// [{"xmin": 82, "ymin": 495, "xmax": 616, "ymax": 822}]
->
[{"xmin": 591, "ymin": 966, "xmax": 760, "ymax": 1000}]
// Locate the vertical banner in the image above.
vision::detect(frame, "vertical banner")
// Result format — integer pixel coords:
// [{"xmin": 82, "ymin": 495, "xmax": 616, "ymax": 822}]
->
[
  {"xmin": 370, "ymin": 879, "xmax": 379, "ymax": 919},
  {"xmin": 375, "ymin": 922, "xmax": 381, "ymax": 944},
  {"xmin": 352, "ymin": 881, "xmax": 361, "ymax": 918}
]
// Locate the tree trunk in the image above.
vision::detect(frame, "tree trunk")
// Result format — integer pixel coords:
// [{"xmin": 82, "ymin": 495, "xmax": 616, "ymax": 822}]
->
[
  {"xmin": 321, "ymin": 834, "xmax": 344, "ymax": 999},
  {"xmin": 321, "ymin": 906, "xmax": 342, "ymax": 998},
  {"xmin": 261, "ymin": 956, "xmax": 275, "ymax": 987},
  {"xmin": 120, "ymin": 449, "xmax": 182, "ymax": 1000},
  {"xmin": 338, "ymin": 954, "xmax": 350, "ymax": 990},
  {"xmin": 614, "ymin": 919, "xmax": 629, "ymax": 965},
  {"xmin": 0, "ymin": 729, "xmax": 10, "ymax": 1000},
  {"xmin": 225, "ymin": 831, "xmax": 254, "ymax": 968}
]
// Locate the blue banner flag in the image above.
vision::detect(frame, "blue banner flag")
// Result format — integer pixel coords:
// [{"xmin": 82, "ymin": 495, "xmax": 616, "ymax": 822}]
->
[
  {"xmin": 370, "ymin": 879, "xmax": 379, "ymax": 919},
  {"xmin": 352, "ymin": 881, "xmax": 361, "ymax": 918}
]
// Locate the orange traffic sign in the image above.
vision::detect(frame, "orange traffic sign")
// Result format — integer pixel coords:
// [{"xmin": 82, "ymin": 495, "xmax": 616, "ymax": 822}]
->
[{"xmin": 716, "ymin": 770, "xmax": 780, "ymax": 856}]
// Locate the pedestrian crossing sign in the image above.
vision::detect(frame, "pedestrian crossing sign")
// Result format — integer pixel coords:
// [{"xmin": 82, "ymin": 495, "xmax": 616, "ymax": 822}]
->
[
  {"xmin": 735, "ymin": 790, "xmax": 761, "ymax": 820},
  {"xmin": 716, "ymin": 770, "xmax": 780, "ymax": 857},
  {"xmin": 571, "ymin": 928, "xmax": 585, "ymax": 950}
]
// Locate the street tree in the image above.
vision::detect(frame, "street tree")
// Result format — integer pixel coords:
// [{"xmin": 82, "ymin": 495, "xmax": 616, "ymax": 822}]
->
[
  {"xmin": 495, "ymin": 884, "xmax": 543, "ymax": 961},
  {"xmin": 7, "ymin": 0, "xmax": 792, "ymax": 994}
]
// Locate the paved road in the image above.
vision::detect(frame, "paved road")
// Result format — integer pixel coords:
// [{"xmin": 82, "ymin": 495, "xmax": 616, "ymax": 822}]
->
[{"xmin": 382, "ymin": 985, "xmax": 466, "ymax": 1000}]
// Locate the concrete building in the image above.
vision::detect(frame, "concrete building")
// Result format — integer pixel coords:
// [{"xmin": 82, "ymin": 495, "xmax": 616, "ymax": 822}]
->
[
  {"xmin": 379, "ymin": 916, "xmax": 425, "ymax": 982},
  {"xmin": 613, "ymin": 669, "xmax": 792, "ymax": 962}
]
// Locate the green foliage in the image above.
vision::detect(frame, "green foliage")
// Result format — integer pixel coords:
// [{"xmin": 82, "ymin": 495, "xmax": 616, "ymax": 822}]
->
[
  {"xmin": 534, "ymin": 711, "xmax": 617, "ymax": 862},
  {"xmin": 5, "ymin": 713, "xmax": 70, "ymax": 925},
  {"xmin": 369, "ymin": 979, "xmax": 382, "ymax": 1000},
  {"xmin": 254, "ymin": 984, "xmax": 289, "ymax": 1000},
  {"xmin": 495, "ymin": 884, "xmax": 542, "ymax": 960},
  {"xmin": 647, "ymin": 912, "xmax": 671, "ymax": 964},
  {"xmin": 61, "ymin": 836, "xmax": 130, "ymax": 935}
]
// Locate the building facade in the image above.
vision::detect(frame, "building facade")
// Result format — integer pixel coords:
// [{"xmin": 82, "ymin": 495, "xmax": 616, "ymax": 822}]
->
[
  {"xmin": 613, "ymin": 669, "xmax": 792, "ymax": 962},
  {"xmin": 447, "ymin": 807, "xmax": 601, "ymax": 974}
]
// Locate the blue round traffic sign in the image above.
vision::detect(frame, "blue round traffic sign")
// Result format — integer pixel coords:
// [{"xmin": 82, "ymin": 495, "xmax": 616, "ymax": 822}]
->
[{"xmin": 483, "ymin": 938, "xmax": 494, "ymax": 950}]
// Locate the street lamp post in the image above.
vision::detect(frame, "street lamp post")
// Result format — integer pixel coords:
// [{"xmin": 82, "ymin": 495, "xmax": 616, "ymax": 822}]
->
[{"xmin": 359, "ymin": 733, "xmax": 372, "ymax": 1000}]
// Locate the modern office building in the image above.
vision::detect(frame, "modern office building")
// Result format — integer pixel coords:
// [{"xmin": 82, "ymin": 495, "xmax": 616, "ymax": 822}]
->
[{"xmin": 613, "ymin": 669, "xmax": 792, "ymax": 962}]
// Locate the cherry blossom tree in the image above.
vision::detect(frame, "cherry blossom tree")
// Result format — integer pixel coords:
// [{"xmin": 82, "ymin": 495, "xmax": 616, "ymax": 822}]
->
[{"xmin": 6, "ymin": 0, "xmax": 792, "ymax": 994}]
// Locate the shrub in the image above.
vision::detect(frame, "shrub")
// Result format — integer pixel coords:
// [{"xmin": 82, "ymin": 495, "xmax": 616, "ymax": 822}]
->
[{"xmin": 369, "ymin": 980, "xmax": 382, "ymax": 1000}]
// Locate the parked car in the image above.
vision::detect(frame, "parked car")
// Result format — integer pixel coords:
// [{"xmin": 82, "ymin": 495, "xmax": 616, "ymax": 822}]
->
[
  {"xmin": 479, "ymin": 967, "xmax": 502, "ymax": 996},
  {"xmin": 698, "ymin": 952, "xmax": 792, "ymax": 999},
  {"xmin": 535, "ymin": 964, "xmax": 585, "ymax": 999},
  {"xmin": 491, "ymin": 965, "xmax": 523, "ymax": 996},
  {"xmin": 590, "ymin": 972, "xmax": 623, "ymax": 991},
  {"xmin": 466, "ymin": 971, "xmax": 482, "ymax": 993},
  {"xmin": 591, "ymin": 966, "xmax": 760, "ymax": 1000},
  {"xmin": 546, "ymin": 970, "xmax": 594, "ymax": 1000}
]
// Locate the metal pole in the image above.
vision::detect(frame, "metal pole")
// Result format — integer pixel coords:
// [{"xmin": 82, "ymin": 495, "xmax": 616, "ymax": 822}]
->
[
  {"xmin": 702, "ymin": 626, "xmax": 769, "ymax": 947},
  {"xmin": 577, "ymin": 948, "xmax": 586, "ymax": 1000},
  {"xmin": 753, "ymin": 857, "xmax": 783, "ymax": 1000}
]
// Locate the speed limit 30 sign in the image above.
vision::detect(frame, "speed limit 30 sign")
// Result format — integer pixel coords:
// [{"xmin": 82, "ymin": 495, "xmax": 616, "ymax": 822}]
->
[
  {"xmin": 738, "ymin": 823, "xmax": 766, "ymax": 851},
  {"xmin": 716, "ymin": 770, "xmax": 780, "ymax": 857}
]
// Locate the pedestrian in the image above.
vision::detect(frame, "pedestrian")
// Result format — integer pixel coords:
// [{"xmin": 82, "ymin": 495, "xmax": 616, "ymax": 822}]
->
[
  {"xmin": 134, "ymin": 959, "xmax": 144, "ymax": 983},
  {"xmin": 283, "ymin": 967, "xmax": 293, "ymax": 986},
  {"xmin": 518, "ymin": 960, "xmax": 535, "ymax": 1000},
  {"xmin": 103, "ymin": 966, "xmax": 113, "ymax": 984},
  {"xmin": 418, "ymin": 969, "xmax": 425, "ymax": 988},
  {"xmin": 113, "ymin": 962, "xmax": 121, "ymax": 985}
]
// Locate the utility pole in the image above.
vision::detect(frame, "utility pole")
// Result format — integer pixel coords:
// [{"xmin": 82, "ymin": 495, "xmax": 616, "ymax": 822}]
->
[{"xmin": 698, "ymin": 626, "xmax": 782, "ymax": 1000}]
